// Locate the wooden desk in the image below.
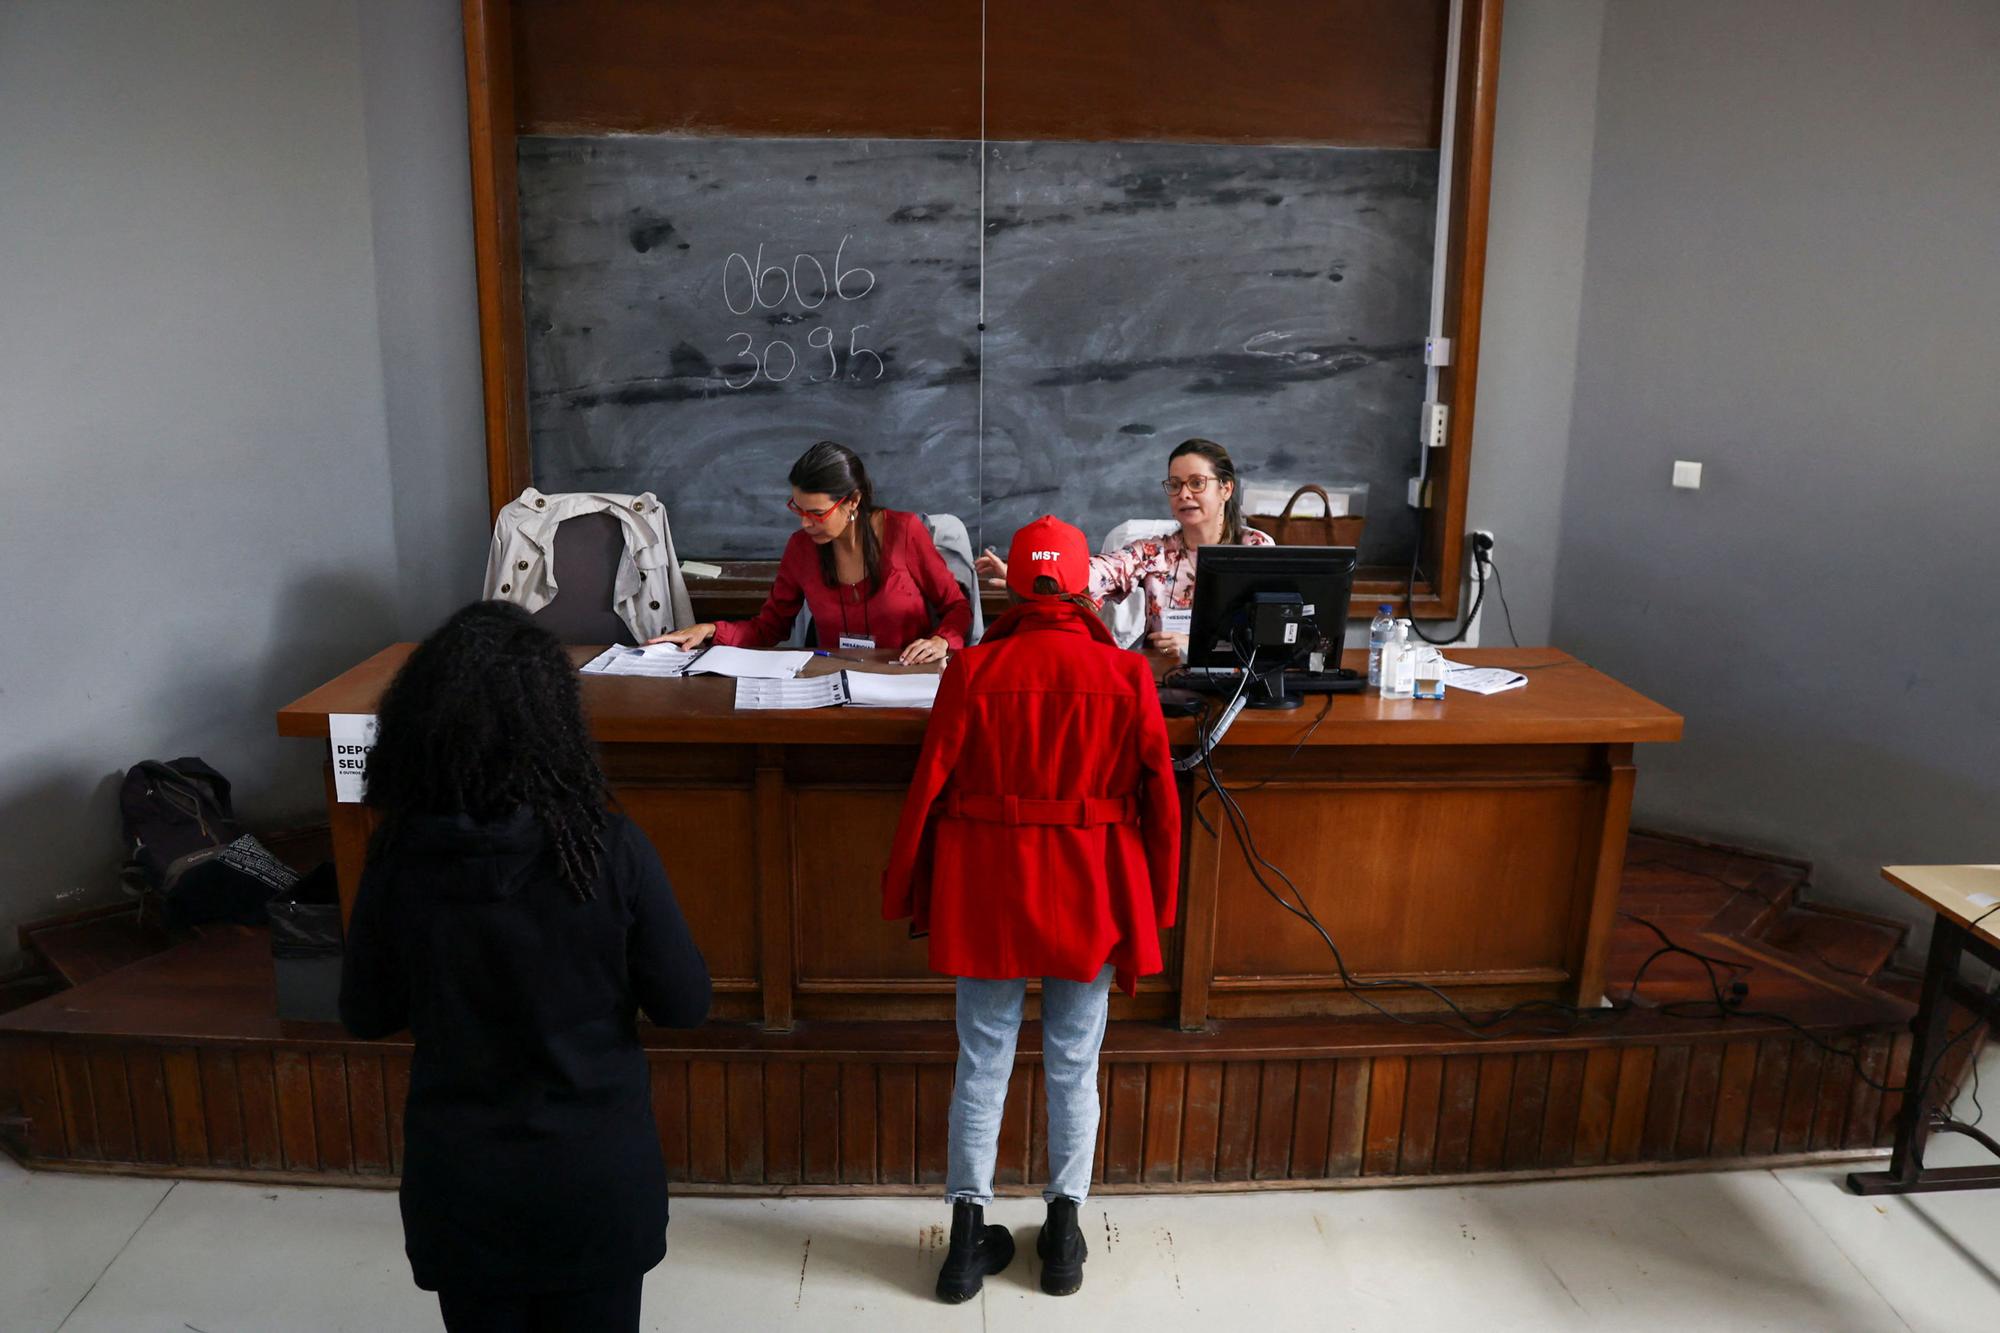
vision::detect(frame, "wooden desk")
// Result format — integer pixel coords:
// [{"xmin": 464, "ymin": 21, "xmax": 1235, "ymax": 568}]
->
[
  {"xmin": 277, "ymin": 647, "xmax": 1680, "ymax": 1032},
  {"xmin": 1847, "ymin": 865, "xmax": 2000, "ymax": 1195}
]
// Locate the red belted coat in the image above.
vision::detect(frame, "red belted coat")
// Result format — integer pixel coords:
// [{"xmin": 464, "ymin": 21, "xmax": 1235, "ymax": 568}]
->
[{"xmin": 881, "ymin": 599, "xmax": 1182, "ymax": 994}]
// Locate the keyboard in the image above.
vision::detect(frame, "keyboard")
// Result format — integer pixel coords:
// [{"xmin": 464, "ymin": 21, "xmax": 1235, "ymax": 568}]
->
[{"xmin": 1171, "ymin": 667, "xmax": 1365, "ymax": 696}]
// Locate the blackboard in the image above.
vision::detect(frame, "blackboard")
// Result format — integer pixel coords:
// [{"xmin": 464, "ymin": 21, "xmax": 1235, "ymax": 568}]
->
[{"xmin": 519, "ymin": 136, "xmax": 1435, "ymax": 563}]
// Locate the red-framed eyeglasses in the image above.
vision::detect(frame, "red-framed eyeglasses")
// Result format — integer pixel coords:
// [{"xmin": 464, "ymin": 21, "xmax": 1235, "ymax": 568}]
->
[{"xmin": 787, "ymin": 494, "xmax": 852, "ymax": 521}]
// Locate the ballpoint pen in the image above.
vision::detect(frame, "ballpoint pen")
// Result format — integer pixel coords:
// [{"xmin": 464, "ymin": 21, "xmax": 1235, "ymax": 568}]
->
[{"xmin": 810, "ymin": 650, "xmax": 864, "ymax": 662}]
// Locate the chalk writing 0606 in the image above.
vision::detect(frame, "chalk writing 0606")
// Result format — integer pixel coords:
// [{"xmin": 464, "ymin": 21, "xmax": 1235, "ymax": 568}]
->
[{"xmin": 722, "ymin": 235, "xmax": 873, "ymax": 315}]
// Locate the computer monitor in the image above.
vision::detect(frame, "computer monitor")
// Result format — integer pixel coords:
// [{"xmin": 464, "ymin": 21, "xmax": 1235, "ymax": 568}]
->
[{"xmin": 1182, "ymin": 545, "xmax": 1360, "ymax": 709}]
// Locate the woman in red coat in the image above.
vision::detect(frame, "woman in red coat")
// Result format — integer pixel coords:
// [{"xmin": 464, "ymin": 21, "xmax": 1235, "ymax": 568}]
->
[
  {"xmin": 882, "ymin": 515, "xmax": 1181, "ymax": 1303},
  {"xmin": 651, "ymin": 440, "xmax": 970, "ymax": 664}
]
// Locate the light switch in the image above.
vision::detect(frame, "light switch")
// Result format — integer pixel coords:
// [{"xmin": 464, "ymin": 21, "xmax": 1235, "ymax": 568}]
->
[{"xmin": 1672, "ymin": 460, "xmax": 1703, "ymax": 490}]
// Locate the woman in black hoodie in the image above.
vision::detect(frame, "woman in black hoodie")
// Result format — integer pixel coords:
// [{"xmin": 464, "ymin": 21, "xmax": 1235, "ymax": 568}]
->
[{"xmin": 341, "ymin": 600, "xmax": 710, "ymax": 1333}]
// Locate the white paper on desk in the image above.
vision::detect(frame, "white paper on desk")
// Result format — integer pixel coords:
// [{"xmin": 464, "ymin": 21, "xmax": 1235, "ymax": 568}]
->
[
  {"xmin": 681, "ymin": 561, "xmax": 722, "ymax": 579},
  {"xmin": 329, "ymin": 713, "xmax": 378, "ymax": 804},
  {"xmin": 1440, "ymin": 659, "xmax": 1528, "ymax": 695},
  {"xmin": 734, "ymin": 676, "xmax": 847, "ymax": 710},
  {"xmin": 580, "ymin": 644, "xmax": 696, "ymax": 677},
  {"xmin": 843, "ymin": 671, "xmax": 942, "ymax": 709},
  {"xmin": 685, "ymin": 645, "xmax": 813, "ymax": 679}
]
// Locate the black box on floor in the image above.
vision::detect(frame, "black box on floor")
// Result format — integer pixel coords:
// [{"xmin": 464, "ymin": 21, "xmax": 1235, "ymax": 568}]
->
[{"xmin": 269, "ymin": 864, "xmax": 343, "ymax": 1023}]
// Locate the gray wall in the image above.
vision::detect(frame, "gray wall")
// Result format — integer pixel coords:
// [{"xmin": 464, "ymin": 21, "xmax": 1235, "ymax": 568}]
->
[
  {"xmin": 1553, "ymin": 0, "xmax": 2000, "ymax": 930},
  {"xmin": 0, "ymin": 0, "xmax": 484, "ymax": 972},
  {"xmin": 357, "ymin": 0, "xmax": 490, "ymax": 631},
  {"xmin": 1466, "ymin": 0, "xmax": 1605, "ymax": 646}
]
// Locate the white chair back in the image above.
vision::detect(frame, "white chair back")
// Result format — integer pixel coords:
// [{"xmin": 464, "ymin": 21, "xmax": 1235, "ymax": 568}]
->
[{"xmin": 1097, "ymin": 520, "xmax": 1179, "ymax": 648}]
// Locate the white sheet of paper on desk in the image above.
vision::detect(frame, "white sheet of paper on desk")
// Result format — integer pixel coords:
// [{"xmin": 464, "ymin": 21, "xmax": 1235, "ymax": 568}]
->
[
  {"xmin": 1440, "ymin": 660, "xmax": 1528, "ymax": 695},
  {"xmin": 685, "ymin": 645, "xmax": 813, "ymax": 680},
  {"xmin": 680, "ymin": 561, "xmax": 722, "ymax": 579},
  {"xmin": 580, "ymin": 644, "xmax": 695, "ymax": 677},
  {"xmin": 1970, "ymin": 893, "xmax": 1999, "ymax": 908},
  {"xmin": 843, "ymin": 671, "xmax": 942, "ymax": 709},
  {"xmin": 734, "ymin": 676, "xmax": 847, "ymax": 710}
]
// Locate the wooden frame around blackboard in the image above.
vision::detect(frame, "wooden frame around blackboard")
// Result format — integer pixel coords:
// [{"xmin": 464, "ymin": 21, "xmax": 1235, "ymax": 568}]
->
[{"xmin": 461, "ymin": 0, "xmax": 1502, "ymax": 621}]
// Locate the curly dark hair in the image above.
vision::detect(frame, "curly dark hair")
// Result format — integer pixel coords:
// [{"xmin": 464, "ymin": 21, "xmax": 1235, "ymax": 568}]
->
[{"xmin": 364, "ymin": 601, "xmax": 608, "ymax": 900}]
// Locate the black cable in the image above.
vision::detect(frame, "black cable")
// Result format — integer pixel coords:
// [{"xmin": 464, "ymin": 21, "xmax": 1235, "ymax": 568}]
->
[
  {"xmin": 1194, "ymin": 692, "xmax": 1333, "ymax": 801},
  {"xmin": 1401, "ymin": 543, "xmax": 1487, "ymax": 646},
  {"xmin": 1188, "ymin": 730, "xmax": 1964, "ymax": 1096},
  {"xmin": 1171, "ymin": 619, "xmax": 1984, "ymax": 1104},
  {"xmin": 1488, "ymin": 555, "xmax": 1521, "ymax": 648}
]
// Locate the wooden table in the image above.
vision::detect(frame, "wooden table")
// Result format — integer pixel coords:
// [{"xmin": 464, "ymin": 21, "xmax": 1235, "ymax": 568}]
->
[
  {"xmin": 277, "ymin": 646, "xmax": 1680, "ymax": 1032},
  {"xmin": 1847, "ymin": 865, "xmax": 2000, "ymax": 1195}
]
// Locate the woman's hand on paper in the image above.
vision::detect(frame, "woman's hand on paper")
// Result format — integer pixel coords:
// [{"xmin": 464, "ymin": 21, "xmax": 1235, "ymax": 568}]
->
[
  {"xmin": 648, "ymin": 623, "xmax": 716, "ymax": 649},
  {"xmin": 898, "ymin": 635, "xmax": 950, "ymax": 666},
  {"xmin": 1146, "ymin": 631, "xmax": 1189, "ymax": 659}
]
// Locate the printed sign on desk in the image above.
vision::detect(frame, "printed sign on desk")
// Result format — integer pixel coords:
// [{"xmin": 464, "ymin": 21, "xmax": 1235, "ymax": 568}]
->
[{"xmin": 330, "ymin": 713, "xmax": 378, "ymax": 803}]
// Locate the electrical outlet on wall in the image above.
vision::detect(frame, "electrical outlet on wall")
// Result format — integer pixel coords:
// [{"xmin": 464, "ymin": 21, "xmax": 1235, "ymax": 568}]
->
[{"xmin": 1421, "ymin": 401, "xmax": 1449, "ymax": 450}]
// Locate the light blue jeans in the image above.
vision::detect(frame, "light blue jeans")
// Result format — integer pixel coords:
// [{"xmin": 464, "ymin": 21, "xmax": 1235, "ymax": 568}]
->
[{"xmin": 947, "ymin": 967, "xmax": 1113, "ymax": 1206}]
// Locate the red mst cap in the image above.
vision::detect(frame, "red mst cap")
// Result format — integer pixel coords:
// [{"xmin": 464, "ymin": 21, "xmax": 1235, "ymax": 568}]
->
[{"xmin": 1006, "ymin": 515, "xmax": 1090, "ymax": 599}]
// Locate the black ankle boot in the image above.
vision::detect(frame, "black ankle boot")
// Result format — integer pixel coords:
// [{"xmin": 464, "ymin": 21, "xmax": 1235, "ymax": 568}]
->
[
  {"xmin": 1036, "ymin": 1196, "xmax": 1088, "ymax": 1296},
  {"xmin": 935, "ymin": 1199, "xmax": 1015, "ymax": 1303}
]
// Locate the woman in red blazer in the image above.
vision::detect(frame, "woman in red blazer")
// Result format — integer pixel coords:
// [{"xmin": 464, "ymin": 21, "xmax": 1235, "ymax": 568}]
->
[
  {"xmin": 651, "ymin": 440, "xmax": 971, "ymax": 664},
  {"xmin": 882, "ymin": 515, "xmax": 1182, "ymax": 1303}
]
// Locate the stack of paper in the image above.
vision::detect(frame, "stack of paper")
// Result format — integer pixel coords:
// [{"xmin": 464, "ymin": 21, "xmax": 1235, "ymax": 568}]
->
[
  {"xmin": 1440, "ymin": 659, "xmax": 1528, "ymax": 695},
  {"xmin": 731, "ymin": 670, "xmax": 944, "ymax": 711},
  {"xmin": 579, "ymin": 644, "xmax": 698, "ymax": 678},
  {"xmin": 844, "ymin": 672, "xmax": 942, "ymax": 709},
  {"xmin": 684, "ymin": 646, "xmax": 814, "ymax": 679},
  {"xmin": 735, "ymin": 676, "xmax": 848, "ymax": 710}
]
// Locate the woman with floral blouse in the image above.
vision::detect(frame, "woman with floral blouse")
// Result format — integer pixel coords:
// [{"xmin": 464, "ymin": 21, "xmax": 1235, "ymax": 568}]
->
[{"xmin": 975, "ymin": 438, "xmax": 1272, "ymax": 658}]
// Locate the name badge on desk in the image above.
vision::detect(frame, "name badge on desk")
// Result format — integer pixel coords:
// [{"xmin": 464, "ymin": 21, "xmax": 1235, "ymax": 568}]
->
[
  {"xmin": 1160, "ymin": 609, "xmax": 1192, "ymax": 636},
  {"xmin": 838, "ymin": 634, "xmax": 876, "ymax": 651}
]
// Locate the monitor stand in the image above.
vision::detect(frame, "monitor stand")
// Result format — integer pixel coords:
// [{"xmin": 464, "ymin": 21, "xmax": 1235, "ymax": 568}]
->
[{"xmin": 1248, "ymin": 668, "xmax": 1305, "ymax": 711}]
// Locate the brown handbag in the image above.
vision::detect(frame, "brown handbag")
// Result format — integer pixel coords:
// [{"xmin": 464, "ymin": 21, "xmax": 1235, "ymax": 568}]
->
[{"xmin": 1245, "ymin": 485, "xmax": 1366, "ymax": 547}]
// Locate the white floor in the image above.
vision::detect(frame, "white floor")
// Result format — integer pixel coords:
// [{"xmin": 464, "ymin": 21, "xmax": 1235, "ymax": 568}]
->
[{"xmin": 9, "ymin": 1049, "xmax": 1998, "ymax": 1333}]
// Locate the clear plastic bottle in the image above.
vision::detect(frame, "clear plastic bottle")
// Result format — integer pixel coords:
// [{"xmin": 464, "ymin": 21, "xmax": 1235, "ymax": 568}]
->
[
  {"xmin": 1382, "ymin": 621, "xmax": 1417, "ymax": 699},
  {"xmin": 1366, "ymin": 603, "xmax": 1396, "ymax": 687}
]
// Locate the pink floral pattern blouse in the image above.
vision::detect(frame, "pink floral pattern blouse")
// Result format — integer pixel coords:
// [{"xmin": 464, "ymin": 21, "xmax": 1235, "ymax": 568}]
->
[{"xmin": 1089, "ymin": 527, "xmax": 1274, "ymax": 635}]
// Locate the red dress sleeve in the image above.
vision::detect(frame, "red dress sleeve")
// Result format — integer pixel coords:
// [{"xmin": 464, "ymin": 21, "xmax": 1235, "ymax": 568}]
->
[
  {"xmin": 900, "ymin": 514, "xmax": 973, "ymax": 649},
  {"xmin": 881, "ymin": 654, "xmax": 973, "ymax": 927},
  {"xmin": 713, "ymin": 534, "xmax": 812, "ymax": 648},
  {"xmin": 1128, "ymin": 656, "xmax": 1183, "ymax": 929}
]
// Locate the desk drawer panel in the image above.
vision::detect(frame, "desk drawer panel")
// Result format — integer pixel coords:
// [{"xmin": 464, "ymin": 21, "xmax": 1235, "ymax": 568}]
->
[
  {"xmin": 620, "ymin": 785, "xmax": 761, "ymax": 986},
  {"xmin": 1209, "ymin": 779, "xmax": 1594, "ymax": 983}
]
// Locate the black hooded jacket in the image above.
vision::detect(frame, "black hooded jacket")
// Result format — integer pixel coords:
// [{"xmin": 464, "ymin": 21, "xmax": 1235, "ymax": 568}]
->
[{"xmin": 340, "ymin": 810, "xmax": 709, "ymax": 1294}]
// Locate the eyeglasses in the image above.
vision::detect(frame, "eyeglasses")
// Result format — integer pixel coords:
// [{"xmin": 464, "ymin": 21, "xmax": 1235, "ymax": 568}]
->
[
  {"xmin": 1161, "ymin": 476, "xmax": 1216, "ymax": 496},
  {"xmin": 787, "ymin": 494, "xmax": 852, "ymax": 521}
]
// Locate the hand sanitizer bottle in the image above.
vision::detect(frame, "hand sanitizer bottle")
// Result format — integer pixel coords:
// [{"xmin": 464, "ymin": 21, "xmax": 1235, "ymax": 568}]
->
[{"xmin": 1382, "ymin": 622, "xmax": 1417, "ymax": 699}]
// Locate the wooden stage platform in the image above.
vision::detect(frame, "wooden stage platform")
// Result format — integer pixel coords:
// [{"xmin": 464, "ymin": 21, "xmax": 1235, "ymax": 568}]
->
[{"xmin": 0, "ymin": 834, "xmax": 1953, "ymax": 1193}]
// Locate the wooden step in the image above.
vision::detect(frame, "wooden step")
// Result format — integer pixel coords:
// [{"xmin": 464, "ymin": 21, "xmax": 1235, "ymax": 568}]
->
[
  {"xmin": 23, "ymin": 907, "xmax": 174, "ymax": 989},
  {"xmin": 1761, "ymin": 903, "xmax": 1909, "ymax": 986}
]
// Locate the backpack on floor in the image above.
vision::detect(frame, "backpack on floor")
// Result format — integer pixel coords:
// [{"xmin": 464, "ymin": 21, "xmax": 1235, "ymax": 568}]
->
[{"xmin": 117, "ymin": 758, "xmax": 296, "ymax": 927}]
